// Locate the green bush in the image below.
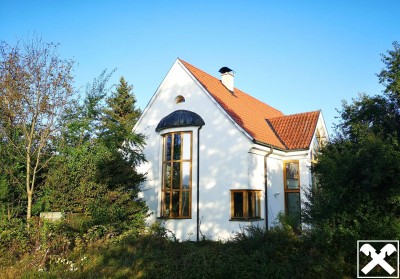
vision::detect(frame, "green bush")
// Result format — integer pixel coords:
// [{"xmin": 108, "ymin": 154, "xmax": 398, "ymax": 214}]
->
[
  {"xmin": 1, "ymin": 221, "xmax": 352, "ymax": 279},
  {"xmin": 0, "ymin": 217, "xmax": 31, "ymax": 257}
]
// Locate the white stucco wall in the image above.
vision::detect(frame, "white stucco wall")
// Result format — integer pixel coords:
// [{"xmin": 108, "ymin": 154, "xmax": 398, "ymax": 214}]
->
[
  {"xmin": 135, "ymin": 59, "xmax": 319, "ymax": 241},
  {"xmin": 248, "ymin": 150, "xmax": 312, "ymax": 229}
]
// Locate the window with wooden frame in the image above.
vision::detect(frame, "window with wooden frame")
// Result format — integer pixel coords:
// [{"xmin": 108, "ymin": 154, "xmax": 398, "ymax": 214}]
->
[
  {"xmin": 284, "ymin": 161, "xmax": 301, "ymax": 225},
  {"xmin": 161, "ymin": 132, "xmax": 192, "ymax": 218},
  {"xmin": 230, "ymin": 190, "xmax": 261, "ymax": 220}
]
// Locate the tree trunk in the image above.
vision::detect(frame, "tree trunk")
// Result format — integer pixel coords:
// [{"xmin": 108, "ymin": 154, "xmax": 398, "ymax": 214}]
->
[
  {"xmin": 26, "ymin": 153, "xmax": 32, "ymax": 220},
  {"xmin": 27, "ymin": 190, "xmax": 32, "ymax": 220}
]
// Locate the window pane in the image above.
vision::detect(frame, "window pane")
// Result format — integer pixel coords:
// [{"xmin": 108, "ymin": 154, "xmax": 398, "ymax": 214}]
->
[
  {"xmin": 172, "ymin": 162, "xmax": 181, "ymax": 189},
  {"xmin": 164, "ymin": 192, "xmax": 170, "ymax": 217},
  {"xmin": 165, "ymin": 134, "xmax": 172, "ymax": 161},
  {"xmin": 233, "ymin": 192, "xmax": 244, "ymax": 218},
  {"xmin": 286, "ymin": 163, "xmax": 299, "ymax": 189},
  {"xmin": 182, "ymin": 133, "xmax": 191, "ymax": 160},
  {"xmin": 173, "ymin": 133, "xmax": 181, "ymax": 160},
  {"xmin": 182, "ymin": 162, "xmax": 190, "ymax": 189},
  {"xmin": 248, "ymin": 192, "xmax": 253, "ymax": 218},
  {"xmin": 286, "ymin": 192, "xmax": 301, "ymax": 225},
  {"xmin": 164, "ymin": 163, "xmax": 171, "ymax": 189},
  {"xmin": 254, "ymin": 192, "xmax": 260, "ymax": 217},
  {"xmin": 172, "ymin": 191, "xmax": 180, "ymax": 217},
  {"xmin": 182, "ymin": 191, "xmax": 190, "ymax": 217},
  {"xmin": 287, "ymin": 179, "xmax": 299, "ymax": 189}
]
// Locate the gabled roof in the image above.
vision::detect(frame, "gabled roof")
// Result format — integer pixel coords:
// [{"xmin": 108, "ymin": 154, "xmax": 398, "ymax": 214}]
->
[
  {"xmin": 179, "ymin": 59, "xmax": 320, "ymax": 151},
  {"xmin": 267, "ymin": 111, "xmax": 320, "ymax": 150}
]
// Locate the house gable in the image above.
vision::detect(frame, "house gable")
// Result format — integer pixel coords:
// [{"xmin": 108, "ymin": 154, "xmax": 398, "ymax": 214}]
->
[
  {"xmin": 179, "ymin": 59, "xmax": 325, "ymax": 151},
  {"xmin": 180, "ymin": 59, "xmax": 288, "ymax": 149},
  {"xmin": 137, "ymin": 59, "xmax": 322, "ymax": 152},
  {"xmin": 135, "ymin": 59, "xmax": 255, "ymax": 143}
]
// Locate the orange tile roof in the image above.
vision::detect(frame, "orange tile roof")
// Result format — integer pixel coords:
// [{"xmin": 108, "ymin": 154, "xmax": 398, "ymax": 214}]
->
[
  {"xmin": 267, "ymin": 111, "xmax": 320, "ymax": 150},
  {"xmin": 179, "ymin": 59, "xmax": 320, "ymax": 150}
]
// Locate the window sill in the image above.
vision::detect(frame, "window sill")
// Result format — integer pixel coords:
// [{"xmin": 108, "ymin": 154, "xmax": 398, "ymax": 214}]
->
[
  {"xmin": 157, "ymin": 217, "xmax": 192, "ymax": 220},
  {"xmin": 229, "ymin": 218, "xmax": 263, "ymax": 222}
]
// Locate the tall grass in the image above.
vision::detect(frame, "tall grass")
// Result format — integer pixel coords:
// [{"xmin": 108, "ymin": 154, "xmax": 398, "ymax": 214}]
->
[{"xmin": 1, "ymin": 220, "xmax": 350, "ymax": 278}]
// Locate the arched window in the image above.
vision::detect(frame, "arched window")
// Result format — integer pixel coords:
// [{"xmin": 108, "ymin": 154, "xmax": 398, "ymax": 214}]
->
[
  {"xmin": 175, "ymin": 95, "xmax": 185, "ymax": 104},
  {"xmin": 156, "ymin": 110, "xmax": 205, "ymax": 220}
]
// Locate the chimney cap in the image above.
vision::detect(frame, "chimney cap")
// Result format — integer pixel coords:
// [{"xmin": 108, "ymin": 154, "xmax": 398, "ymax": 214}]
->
[{"xmin": 219, "ymin": 67, "xmax": 233, "ymax": 74}]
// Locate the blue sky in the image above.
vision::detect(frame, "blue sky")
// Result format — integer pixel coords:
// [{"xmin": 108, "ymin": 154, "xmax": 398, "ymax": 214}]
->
[{"xmin": 1, "ymin": 1, "xmax": 399, "ymax": 135}]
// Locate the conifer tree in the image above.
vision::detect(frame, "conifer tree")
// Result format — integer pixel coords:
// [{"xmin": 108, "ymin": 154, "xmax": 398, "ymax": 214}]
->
[
  {"xmin": 102, "ymin": 77, "xmax": 143, "ymax": 151},
  {"xmin": 45, "ymin": 74, "xmax": 147, "ymax": 229}
]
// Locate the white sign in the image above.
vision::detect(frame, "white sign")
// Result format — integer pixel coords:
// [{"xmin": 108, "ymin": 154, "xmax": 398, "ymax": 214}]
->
[{"xmin": 357, "ymin": 240, "xmax": 399, "ymax": 278}]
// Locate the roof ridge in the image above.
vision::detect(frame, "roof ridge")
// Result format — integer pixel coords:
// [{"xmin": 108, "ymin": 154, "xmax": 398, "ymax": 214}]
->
[
  {"xmin": 268, "ymin": 110, "xmax": 320, "ymax": 121},
  {"xmin": 178, "ymin": 58, "xmax": 319, "ymax": 150},
  {"xmin": 178, "ymin": 58, "xmax": 227, "ymax": 92},
  {"xmin": 179, "ymin": 59, "xmax": 284, "ymax": 116}
]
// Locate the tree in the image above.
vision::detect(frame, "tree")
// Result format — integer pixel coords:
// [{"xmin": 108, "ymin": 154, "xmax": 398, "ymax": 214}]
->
[
  {"xmin": 378, "ymin": 41, "xmax": 400, "ymax": 97},
  {"xmin": 102, "ymin": 77, "xmax": 144, "ymax": 150},
  {"xmin": 43, "ymin": 70, "xmax": 115, "ymax": 213},
  {"xmin": 100, "ymin": 77, "xmax": 145, "ymax": 178},
  {"xmin": 103, "ymin": 77, "xmax": 141, "ymax": 141},
  {"xmin": 44, "ymin": 73, "xmax": 147, "ymax": 231},
  {"xmin": 0, "ymin": 37, "xmax": 74, "ymax": 220},
  {"xmin": 304, "ymin": 42, "xmax": 400, "ymax": 274},
  {"xmin": 0, "ymin": 140, "xmax": 25, "ymax": 220}
]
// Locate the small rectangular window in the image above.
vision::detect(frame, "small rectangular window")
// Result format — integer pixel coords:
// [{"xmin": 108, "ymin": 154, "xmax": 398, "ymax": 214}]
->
[
  {"xmin": 230, "ymin": 190, "xmax": 261, "ymax": 220},
  {"xmin": 285, "ymin": 162, "xmax": 299, "ymax": 189}
]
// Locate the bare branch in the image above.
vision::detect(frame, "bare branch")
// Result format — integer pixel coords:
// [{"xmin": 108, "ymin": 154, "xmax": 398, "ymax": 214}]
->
[{"xmin": 0, "ymin": 36, "xmax": 75, "ymax": 220}]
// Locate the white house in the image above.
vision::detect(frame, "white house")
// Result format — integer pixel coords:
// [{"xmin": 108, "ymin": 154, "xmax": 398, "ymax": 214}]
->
[{"xmin": 134, "ymin": 59, "xmax": 328, "ymax": 241}]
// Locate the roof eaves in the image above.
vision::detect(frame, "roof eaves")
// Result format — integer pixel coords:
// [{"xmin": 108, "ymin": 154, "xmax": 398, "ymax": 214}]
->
[
  {"xmin": 252, "ymin": 139, "xmax": 288, "ymax": 152},
  {"xmin": 134, "ymin": 58, "xmax": 180, "ymax": 132}
]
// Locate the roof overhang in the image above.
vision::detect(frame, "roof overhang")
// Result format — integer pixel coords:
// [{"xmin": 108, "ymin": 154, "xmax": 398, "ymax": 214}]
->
[{"xmin": 155, "ymin": 109, "xmax": 205, "ymax": 132}]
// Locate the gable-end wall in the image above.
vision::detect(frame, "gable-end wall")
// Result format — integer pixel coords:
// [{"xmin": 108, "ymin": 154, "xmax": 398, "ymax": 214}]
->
[{"xmin": 135, "ymin": 61, "xmax": 257, "ymax": 241}]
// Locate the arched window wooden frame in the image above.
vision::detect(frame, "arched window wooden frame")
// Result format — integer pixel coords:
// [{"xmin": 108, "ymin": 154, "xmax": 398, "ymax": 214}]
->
[{"xmin": 161, "ymin": 131, "xmax": 192, "ymax": 219}]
